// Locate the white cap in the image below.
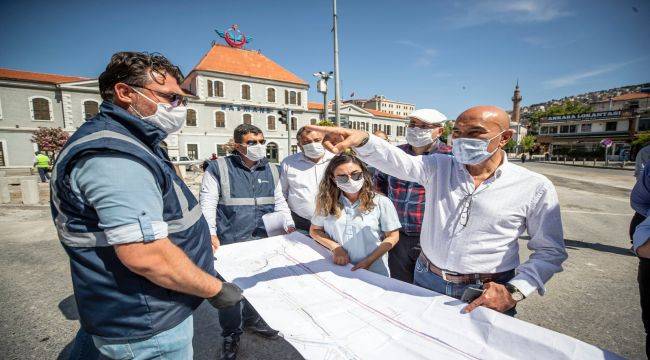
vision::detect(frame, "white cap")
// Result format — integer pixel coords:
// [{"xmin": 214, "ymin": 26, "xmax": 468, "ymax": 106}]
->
[{"xmin": 407, "ymin": 108, "xmax": 447, "ymax": 125}]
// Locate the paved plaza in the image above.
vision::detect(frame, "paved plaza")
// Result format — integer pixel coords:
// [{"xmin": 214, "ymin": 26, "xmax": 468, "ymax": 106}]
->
[{"xmin": 0, "ymin": 162, "xmax": 643, "ymax": 359}]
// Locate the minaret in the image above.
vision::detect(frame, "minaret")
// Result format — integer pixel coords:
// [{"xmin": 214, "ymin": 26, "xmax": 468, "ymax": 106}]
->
[{"xmin": 511, "ymin": 79, "xmax": 522, "ymax": 124}]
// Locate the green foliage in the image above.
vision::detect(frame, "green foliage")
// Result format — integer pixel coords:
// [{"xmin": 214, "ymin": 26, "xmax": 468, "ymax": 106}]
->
[
  {"xmin": 528, "ymin": 101, "xmax": 592, "ymax": 128},
  {"xmin": 521, "ymin": 135, "xmax": 536, "ymax": 152},
  {"xmin": 503, "ymin": 139, "xmax": 517, "ymax": 152},
  {"xmin": 31, "ymin": 127, "xmax": 69, "ymax": 153},
  {"xmin": 439, "ymin": 121, "xmax": 454, "ymax": 143},
  {"xmin": 317, "ymin": 119, "xmax": 335, "ymax": 127},
  {"xmin": 633, "ymin": 132, "xmax": 650, "ymax": 147}
]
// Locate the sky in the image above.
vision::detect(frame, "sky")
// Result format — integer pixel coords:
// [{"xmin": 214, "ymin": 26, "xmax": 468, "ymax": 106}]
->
[{"xmin": 1, "ymin": 0, "xmax": 649, "ymax": 118}]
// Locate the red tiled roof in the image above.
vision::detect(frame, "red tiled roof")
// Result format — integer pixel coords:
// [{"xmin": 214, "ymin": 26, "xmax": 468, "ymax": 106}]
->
[
  {"xmin": 308, "ymin": 102, "xmax": 328, "ymax": 110},
  {"xmin": 309, "ymin": 102, "xmax": 407, "ymax": 120},
  {"xmin": 192, "ymin": 44, "xmax": 307, "ymax": 86},
  {"xmin": 0, "ymin": 68, "xmax": 88, "ymax": 84},
  {"xmin": 612, "ymin": 92, "xmax": 650, "ymax": 101}
]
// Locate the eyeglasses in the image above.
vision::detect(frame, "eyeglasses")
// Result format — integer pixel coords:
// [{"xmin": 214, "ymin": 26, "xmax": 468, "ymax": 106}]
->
[
  {"xmin": 243, "ymin": 139, "xmax": 266, "ymax": 146},
  {"xmin": 407, "ymin": 122, "xmax": 440, "ymax": 129},
  {"xmin": 334, "ymin": 171, "xmax": 363, "ymax": 183},
  {"xmin": 129, "ymin": 85, "xmax": 187, "ymax": 107},
  {"xmin": 459, "ymin": 194, "xmax": 473, "ymax": 227}
]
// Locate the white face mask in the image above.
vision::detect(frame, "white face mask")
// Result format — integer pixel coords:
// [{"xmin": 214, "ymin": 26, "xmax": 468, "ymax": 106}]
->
[
  {"xmin": 452, "ymin": 130, "xmax": 506, "ymax": 165},
  {"xmin": 302, "ymin": 142, "xmax": 325, "ymax": 159},
  {"xmin": 336, "ymin": 177, "xmax": 364, "ymax": 194},
  {"xmin": 243, "ymin": 143, "xmax": 267, "ymax": 162},
  {"xmin": 130, "ymin": 88, "xmax": 186, "ymax": 134},
  {"xmin": 405, "ymin": 127, "xmax": 434, "ymax": 147}
]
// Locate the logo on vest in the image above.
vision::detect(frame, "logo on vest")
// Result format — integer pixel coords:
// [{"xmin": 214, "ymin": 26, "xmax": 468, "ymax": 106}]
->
[{"xmin": 258, "ymin": 179, "xmax": 269, "ymax": 184}]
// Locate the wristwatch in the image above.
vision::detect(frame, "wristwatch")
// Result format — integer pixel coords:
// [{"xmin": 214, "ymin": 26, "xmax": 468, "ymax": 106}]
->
[
  {"xmin": 356, "ymin": 134, "xmax": 370, "ymax": 147},
  {"xmin": 505, "ymin": 284, "xmax": 525, "ymax": 302}
]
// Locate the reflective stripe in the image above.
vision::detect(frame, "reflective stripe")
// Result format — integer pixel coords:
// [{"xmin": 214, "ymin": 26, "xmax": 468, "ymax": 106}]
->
[
  {"xmin": 53, "ymin": 129, "xmax": 202, "ymax": 246},
  {"xmin": 216, "ymin": 157, "xmax": 277, "ymax": 206}
]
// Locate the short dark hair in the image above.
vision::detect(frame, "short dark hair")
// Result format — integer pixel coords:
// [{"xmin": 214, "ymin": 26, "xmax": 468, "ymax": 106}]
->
[
  {"xmin": 234, "ymin": 124, "xmax": 263, "ymax": 143},
  {"xmin": 98, "ymin": 52, "xmax": 184, "ymax": 101},
  {"xmin": 296, "ymin": 126, "xmax": 310, "ymax": 143}
]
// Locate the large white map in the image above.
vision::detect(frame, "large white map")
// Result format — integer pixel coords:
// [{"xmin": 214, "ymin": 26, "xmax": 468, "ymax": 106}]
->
[{"xmin": 214, "ymin": 232, "xmax": 620, "ymax": 360}]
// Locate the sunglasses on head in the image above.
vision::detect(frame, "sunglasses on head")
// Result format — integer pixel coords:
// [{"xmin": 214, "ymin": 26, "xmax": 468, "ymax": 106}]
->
[
  {"xmin": 129, "ymin": 85, "xmax": 187, "ymax": 107},
  {"xmin": 243, "ymin": 139, "xmax": 266, "ymax": 146},
  {"xmin": 334, "ymin": 171, "xmax": 363, "ymax": 183}
]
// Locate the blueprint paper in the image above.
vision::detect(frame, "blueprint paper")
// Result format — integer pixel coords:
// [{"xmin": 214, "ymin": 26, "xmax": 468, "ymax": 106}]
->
[
  {"xmin": 262, "ymin": 212, "xmax": 287, "ymax": 237},
  {"xmin": 214, "ymin": 232, "xmax": 621, "ymax": 360}
]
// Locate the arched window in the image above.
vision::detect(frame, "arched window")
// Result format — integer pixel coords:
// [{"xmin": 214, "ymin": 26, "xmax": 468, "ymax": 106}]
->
[
  {"xmin": 267, "ymin": 115, "xmax": 276, "ymax": 130},
  {"xmin": 31, "ymin": 97, "xmax": 51, "ymax": 121},
  {"xmin": 186, "ymin": 109, "xmax": 197, "ymax": 127},
  {"xmin": 266, "ymin": 142, "xmax": 278, "ymax": 163},
  {"xmin": 243, "ymin": 114, "xmax": 252, "ymax": 125},
  {"xmin": 214, "ymin": 111, "xmax": 225, "ymax": 127},
  {"xmin": 241, "ymin": 84, "xmax": 251, "ymax": 100},
  {"xmin": 267, "ymin": 88, "xmax": 276, "ymax": 103},
  {"xmin": 83, "ymin": 100, "xmax": 99, "ymax": 120}
]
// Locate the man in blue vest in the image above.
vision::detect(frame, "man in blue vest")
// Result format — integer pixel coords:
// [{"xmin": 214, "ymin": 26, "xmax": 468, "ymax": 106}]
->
[
  {"xmin": 200, "ymin": 123, "xmax": 295, "ymax": 360},
  {"xmin": 51, "ymin": 51, "xmax": 242, "ymax": 359}
]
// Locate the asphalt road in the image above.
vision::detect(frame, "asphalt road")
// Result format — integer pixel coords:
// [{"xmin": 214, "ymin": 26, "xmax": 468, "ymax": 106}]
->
[{"xmin": 0, "ymin": 161, "xmax": 643, "ymax": 359}]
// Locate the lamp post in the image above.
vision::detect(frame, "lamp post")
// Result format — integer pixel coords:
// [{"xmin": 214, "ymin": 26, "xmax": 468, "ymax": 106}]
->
[
  {"xmin": 313, "ymin": 71, "xmax": 333, "ymax": 122},
  {"xmin": 332, "ymin": 0, "xmax": 341, "ymax": 126}
]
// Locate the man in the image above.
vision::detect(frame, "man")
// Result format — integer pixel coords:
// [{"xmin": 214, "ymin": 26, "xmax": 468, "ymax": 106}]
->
[
  {"xmin": 374, "ymin": 108, "xmax": 449, "ymax": 283},
  {"xmin": 34, "ymin": 151, "xmax": 51, "ymax": 182},
  {"xmin": 201, "ymin": 123, "xmax": 294, "ymax": 360},
  {"xmin": 280, "ymin": 127, "xmax": 334, "ymax": 231},
  {"xmin": 636, "ymin": 144, "xmax": 650, "ymax": 179},
  {"xmin": 632, "ymin": 163, "xmax": 650, "ymax": 358},
  {"xmin": 50, "ymin": 52, "xmax": 242, "ymax": 359},
  {"xmin": 307, "ymin": 105, "xmax": 567, "ymax": 316}
]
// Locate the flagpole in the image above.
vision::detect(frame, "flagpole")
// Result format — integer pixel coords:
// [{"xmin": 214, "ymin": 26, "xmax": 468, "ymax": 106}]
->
[{"xmin": 332, "ymin": 0, "xmax": 341, "ymax": 126}]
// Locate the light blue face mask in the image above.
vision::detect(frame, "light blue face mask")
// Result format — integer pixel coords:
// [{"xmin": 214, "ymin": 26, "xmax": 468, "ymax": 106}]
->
[{"xmin": 452, "ymin": 130, "xmax": 506, "ymax": 165}]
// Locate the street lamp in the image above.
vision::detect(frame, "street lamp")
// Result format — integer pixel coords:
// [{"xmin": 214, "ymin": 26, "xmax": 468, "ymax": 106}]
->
[{"xmin": 313, "ymin": 71, "xmax": 333, "ymax": 123}]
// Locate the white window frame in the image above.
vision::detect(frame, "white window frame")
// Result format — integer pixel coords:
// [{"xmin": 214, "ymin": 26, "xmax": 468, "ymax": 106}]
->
[
  {"xmin": 185, "ymin": 108, "xmax": 199, "ymax": 127},
  {"xmin": 267, "ymin": 114, "xmax": 277, "ymax": 131},
  {"xmin": 215, "ymin": 143, "xmax": 229, "ymax": 157},
  {"xmin": 266, "ymin": 86, "xmax": 277, "ymax": 103},
  {"xmin": 80, "ymin": 99, "xmax": 100, "ymax": 121},
  {"xmin": 29, "ymin": 96, "xmax": 54, "ymax": 121},
  {"xmin": 240, "ymin": 82, "xmax": 252, "ymax": 101},
  {"xmin": 214, "ymin": 80, "xmax": 225, "ymax": 98},
  {"xmin": 185, "ymin": 142, "xmax": 200, "ymax": 160},
  {"xmin": 213, "ymin": 110, "xmax": 226, "ymax": 128},
  {"xmin": 242, "ymin": 112, "xmax": 253, "ymax": 125}
]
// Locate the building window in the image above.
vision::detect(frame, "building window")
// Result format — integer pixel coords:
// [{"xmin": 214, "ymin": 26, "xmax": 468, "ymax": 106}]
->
[
  {"xmin": 0, "ymin": 140, "xmax": 5, "ymax": 167},
  {"xmin": 186, "ymin": 144, "xmax": 198, "ymax": 160},
  {"xmin": 267, "ymin": 88, "xmax": 276, "ymax": 103},
  {"xmin": 289, "ymin": 91, "xmax": 297, "ymax": 105},
  {"xmin": 384, "ymin": 124, "xmax": 391, "ymax": 135},
  {"xmin": 207, "ymin": 80, "xmax": 213, "ymax": 97},
  {"xmin": 297, "ymin": 92, "xmax": 302, "ymax": 106},
  {"xmin": 267, "ymin": 115, "xmax": 276, "ymax": 130},
  {"xmin": 216, "ymin": 144, "xmax": 228, "ymax": 157},
  {"xmin": 215, "ymin": 81, "xmax": 224, "ymax": 97},
  {"xmin": 310, "ymin": 118, "xmax": 317, "ymax": 125},
  {"xmin": 291, "ymin": 145, "xmax": 298, "ymax": 154},
  {"xmin": 540, "ymin": 126, "xmax": 549, "ymax": 134},
  {"xmin": 83, "ymin": 100, "xmax": 99, "ymax": 120},
  {"xmin": 214, "ymin": 111, "xmax": 225, "ymax": 127},
  {"xmin": 31, "ymin": 97, "xmax": 52, "ymax": 121},
  {"xmin": 580, "ymin": 123, "xmax": 591, "ymax": 132},
  {"xmin": 241, "ymin": 84, "xmax": 251, "ymax": 100},
  {"xmin": 243, "ymin": 114, "xmax": 252, "ymax": 125},
  {"xmin": 186, "ymin": 109, "xmax": 197, "ymax": 127},
  {"xmin": 266, "ymin": 142, "xmax": 278, "ymax": 162},
  {"xmin": 284, "ymin": 90, "xmax": 289, "ymax": 104},
  {"xmin": 291, "ymin": 117, "xmax": 297, "ymax": 131},
  {"xmin": 606, "ymin": 121, "xmax": 617, "ymax": 131}
]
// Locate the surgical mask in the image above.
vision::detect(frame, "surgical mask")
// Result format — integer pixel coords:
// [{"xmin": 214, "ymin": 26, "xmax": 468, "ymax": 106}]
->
[
  {"xmin": 452, "ymin": 130, "xmax": 506, "ymax": 165},
  {"xmin": 243, "ymin": 143, "xmax": 267, "ymax": 162},
  {"xmin": 406, "ymin": 127, "xmax": 434, "ymax": 147},
  {"xmin": 302, "ymin": 142, "xmax": 325, "ymax": 159},
  {"xmin": 130, "ymin": 88, "xmax": 186, "ymax": 134},
  {"xmin": 336, "ymin": 177, "xmax": 364, "ymax": 194}
]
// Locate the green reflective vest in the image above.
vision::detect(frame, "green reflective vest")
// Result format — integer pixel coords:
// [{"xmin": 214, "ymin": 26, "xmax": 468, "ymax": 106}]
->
[{"xmin": 35, "ymin": 154, "xmax": 50, "ymax": 168}]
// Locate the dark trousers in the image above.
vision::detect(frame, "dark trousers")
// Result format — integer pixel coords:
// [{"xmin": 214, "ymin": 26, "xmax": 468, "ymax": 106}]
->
[
  {"xmin": 37, "ymin": 167, "xmax": 50, "ymax": 182},
  {"xmin": 291, "ymin": 211, "xmax": 312, "ymax": 232},
  {"xmin": 68, "ymin": 327, "xmax": 100, "ymax": 360},
  {"xmin": 219, "ymin": 298, "xmax": 261, "ymax": 339},
  {"xmin": 388, "ymin": 232, "xmax": 421, "ymax": 283},
  {"xmin": 631, "ymin": 212, "xmax": 646, "ymax": 243},
  {"xmin": 640, "ymin": 258, "xmax": 650, "ymax": 358}
]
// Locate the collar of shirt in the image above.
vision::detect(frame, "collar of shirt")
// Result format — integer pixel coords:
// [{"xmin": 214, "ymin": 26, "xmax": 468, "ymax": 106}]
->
[
  {"xmin": 340, "ymin": 194, "xmax": 360, "ymax": 209},
  {"xmin": 456, "ymin": 151, "xmax": 510, "ymax": 189}
]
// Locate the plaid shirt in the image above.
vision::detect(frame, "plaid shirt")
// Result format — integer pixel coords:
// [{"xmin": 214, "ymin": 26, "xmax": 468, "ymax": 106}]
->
[{"xmin": 373, "ymin": 142, "xmax": 451, "ymax": 234}]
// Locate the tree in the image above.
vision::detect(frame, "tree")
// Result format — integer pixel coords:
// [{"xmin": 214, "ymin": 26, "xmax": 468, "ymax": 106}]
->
[
  {"xmin": 439, "ymin": 121, "xmax": 454, "ymax": 143},
  {"xmin": 31, "ymin": 127, "xmax": 69, "ymax": 157},
  {"xmin": 317, "ymin": 119, "xmax": 335, "ymax": 127},
  {"xmin": 503, "ymin": 139, "xmax": 517, "ymax": 153},
  {"xmin": 521, "ymin": 135, "xmax": 536, "ymax": 153},
  {"xmin": 633, "ymin": 132, "xmax": 650, "ymax": 147},
  {"xmin": 528, "ymin": 101, "xmax": 592, "ymax": 128}
]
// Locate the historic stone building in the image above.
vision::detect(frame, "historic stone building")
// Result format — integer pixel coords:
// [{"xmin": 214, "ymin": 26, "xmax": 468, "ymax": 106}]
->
[{"xmin": 0, "ymin": 44, "xmax": 407, "ymax": 168}]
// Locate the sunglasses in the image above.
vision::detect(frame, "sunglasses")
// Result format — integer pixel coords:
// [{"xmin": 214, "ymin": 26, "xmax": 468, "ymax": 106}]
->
[
  {"xmin": 243, "ymin": 139, "xmax": 267, "ymax": 146},
  {"xmin": 334, "ymin": 171, "xmax": 363, "ymax": 183},
  {"xmin": 130, "ymin": 85, "xmax": 188, "ymax": 107}
]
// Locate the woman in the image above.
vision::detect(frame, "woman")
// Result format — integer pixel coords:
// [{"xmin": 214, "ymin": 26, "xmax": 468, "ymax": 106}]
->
[{"xmin": 310, "ymin": 153, "xmax": 401, "ymax": 276}]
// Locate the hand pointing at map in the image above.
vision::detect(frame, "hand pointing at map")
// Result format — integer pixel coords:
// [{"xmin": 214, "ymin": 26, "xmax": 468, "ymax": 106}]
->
[{"xmin": 304, "ymin": 125, "xmax": 370, "ymax": 154}]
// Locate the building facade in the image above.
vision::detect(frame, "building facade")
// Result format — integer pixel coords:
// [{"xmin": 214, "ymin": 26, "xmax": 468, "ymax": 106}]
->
[
  {"xmin": 345, "ymin": 94, "xmax": 415, "ymax": 117},
  {"xmin": 0, "ymin": 44, "xmax": 407, "ymax": 168}
]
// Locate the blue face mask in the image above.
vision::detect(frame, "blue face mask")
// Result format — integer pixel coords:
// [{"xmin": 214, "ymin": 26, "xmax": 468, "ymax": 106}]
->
[{"xmin": 452, "ymin": 130, "xmax": 506, "ymax": 165}]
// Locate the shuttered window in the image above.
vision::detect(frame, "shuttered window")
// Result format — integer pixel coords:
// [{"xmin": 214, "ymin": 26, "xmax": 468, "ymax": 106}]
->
[
  {"xmin": 241, "ymin": 84, "xmax": 251, "ymax": 100},
  {"xmin": 267, "ymin": 115, "xmax": 276, "ymax": 130},
  {"xmin": 186, "ymin": 109, "xmax": 197, "ymax": 126},
  {"xmin": 32, "ymin": 98, "xmax": 51, "ymax": 120},
  {"xmin": 243, "ymin": 114, "xmax": 252, "ymax": 125},
  {"xmin": 207, "ymin": 80, "xmax": 213, "ymax": 97},
  {"xmin": 83, "ymin": 100, "xmax": 99, "ymax": 120},
  {"xmin": 215, "ymin": 112, "xmax": 225, "ymax": 127},
  {"xmin": 215, "ymin": 81, "xmax": 224, "ymax": 97},
  {"xmin": 267, "ymin": 88, "xmax": 276, "ymax": 103}
]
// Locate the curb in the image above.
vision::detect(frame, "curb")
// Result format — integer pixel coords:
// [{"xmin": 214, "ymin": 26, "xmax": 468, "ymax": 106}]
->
[
  {"xmin": 529, "ymin": 161, "xmax": 634, "ymax": 172},
  {"xmin": 0, "ymin": 204, "xmax": 50, "ymax": 210}
]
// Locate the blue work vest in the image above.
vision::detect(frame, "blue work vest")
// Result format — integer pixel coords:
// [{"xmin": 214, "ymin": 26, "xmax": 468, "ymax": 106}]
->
[
  {"xmin": 50, "ymin": 101, "xmax": 215, "ymax": 340},
  {"xmin": 205, "ymin": 154, "xmax": 279, "ymax": 244}
]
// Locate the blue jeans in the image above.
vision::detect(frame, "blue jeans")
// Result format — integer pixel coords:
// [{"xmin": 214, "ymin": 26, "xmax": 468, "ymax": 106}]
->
[
  {"xmin": 219, "ymin": 298, "xmax": 260, "ymax": 338},
  {"xmin": 413, "ymin": 257, "xmax": 517, "ymax": 317},
  {"xmin": 92, "ymin": 315, "xmax": 193, "ymax": 360}
]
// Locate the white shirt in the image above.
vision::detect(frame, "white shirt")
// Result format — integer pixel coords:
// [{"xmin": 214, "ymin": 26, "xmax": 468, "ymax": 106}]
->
[
  {"xmin": 200, "ymin": 164, "xmax": 294, "ymax": 236},
  {"xmin": 280, "ymin": 151, "xmax": 334, "ymax": 219},
  {"xmin": 356, "ymin": 135, "xmax": 567, "ymax": 297}
]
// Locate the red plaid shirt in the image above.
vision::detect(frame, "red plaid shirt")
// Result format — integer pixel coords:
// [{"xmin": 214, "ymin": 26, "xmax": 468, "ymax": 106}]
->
[{"xmin": 373, "ymin": 143, "xmax": 451, "ymax": 234}]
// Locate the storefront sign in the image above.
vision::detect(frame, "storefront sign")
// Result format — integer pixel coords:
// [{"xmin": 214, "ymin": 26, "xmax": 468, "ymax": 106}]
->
[
  {"xmin": 545, "ymin": 110, "xmax": 621, "ymax": 122},
  {"xmin": 220, "ymin": 104, "xmax": 273, "ymax": 113}
]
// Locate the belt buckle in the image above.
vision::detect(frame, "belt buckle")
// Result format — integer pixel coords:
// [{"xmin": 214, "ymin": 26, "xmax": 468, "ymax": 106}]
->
[{"xmin": 441, "ymin": 269, "xmax": 452, "ymax": 282}]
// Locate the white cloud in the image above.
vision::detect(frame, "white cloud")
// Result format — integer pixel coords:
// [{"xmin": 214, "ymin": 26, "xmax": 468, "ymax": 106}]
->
[
  {"xmin": 543, "ymin": 58, "xmax": 646, "ymax": 88},
  {"xmin": 450, "ymin": 0, "xmax": 572, "ymax": 28},
  {"xmin": 395, "ymin": 40, "xmax": 437, "ymax": 67}
]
